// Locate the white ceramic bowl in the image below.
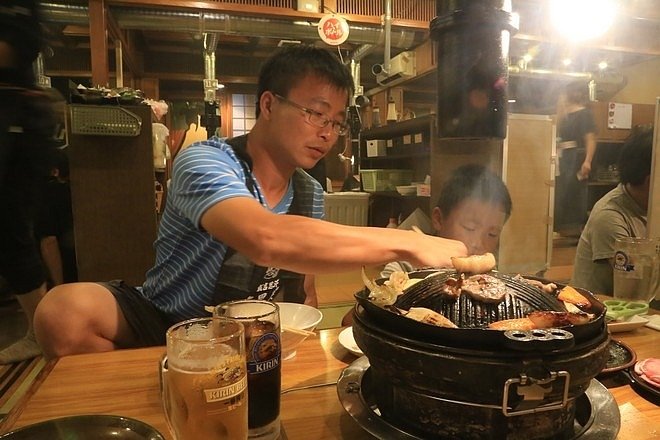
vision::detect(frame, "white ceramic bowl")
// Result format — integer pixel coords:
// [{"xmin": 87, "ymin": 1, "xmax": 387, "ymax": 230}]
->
[
  {"xmin": 396, "ymin": 185, "xmax": 417, "ymax": 196},
  {"xmin": 276, "ymin": 302, "xmax": 323, "ymax": 360}
]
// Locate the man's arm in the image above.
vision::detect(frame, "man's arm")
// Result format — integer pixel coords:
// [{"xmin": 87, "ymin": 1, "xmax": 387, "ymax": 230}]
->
[
  {"xmin": 579, "ymin": 132, "xmax": 597, "ymax": 180},
  {"xmin": 303, "ymin": 275, "xmax": 318, "ymax": 308},
  {"xmin": 201, "ymin": 197, "xmax": 467, "ymax": 275}
]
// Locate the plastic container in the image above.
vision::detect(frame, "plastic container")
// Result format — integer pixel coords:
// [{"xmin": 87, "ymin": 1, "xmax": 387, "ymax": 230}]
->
[
  {"xmin": 359, "ymin": 169, "xmax": 414, "ymax": 192},
  {"xmin": 324, "ymin": 192, "xmax": 370, "ymax": 226}
]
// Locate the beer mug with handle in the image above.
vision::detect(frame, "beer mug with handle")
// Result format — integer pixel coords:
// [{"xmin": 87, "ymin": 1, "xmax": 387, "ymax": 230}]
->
[
  {"xmin": 215, "ymin": 300, "xmax": 281, "ymax": 440},
  {"xmin": 160, "ymin": 317, "xmax": 248, "ymax": 440}
]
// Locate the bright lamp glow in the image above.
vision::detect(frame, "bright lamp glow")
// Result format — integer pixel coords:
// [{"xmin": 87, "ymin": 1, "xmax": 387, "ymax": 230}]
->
[{"xmin": 550, "ymin": 0, "xmax": 617, "ymax": 41}]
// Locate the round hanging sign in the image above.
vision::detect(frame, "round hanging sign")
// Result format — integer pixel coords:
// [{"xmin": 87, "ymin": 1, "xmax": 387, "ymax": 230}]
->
[{"xmin": 318, "ymin": 14, "xmax": 349, "ymax": 46}]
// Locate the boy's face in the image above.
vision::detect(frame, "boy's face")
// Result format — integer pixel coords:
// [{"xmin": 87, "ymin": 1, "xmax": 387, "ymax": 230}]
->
[{"xmin": 432, "ymin": 199, "xmax": 507, "ymax": 256}]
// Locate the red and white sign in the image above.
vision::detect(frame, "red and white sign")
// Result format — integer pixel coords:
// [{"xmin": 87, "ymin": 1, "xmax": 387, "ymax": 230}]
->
[{"xmin": 318, "ymin": 14, "xmax": 349, "ymax": 46}]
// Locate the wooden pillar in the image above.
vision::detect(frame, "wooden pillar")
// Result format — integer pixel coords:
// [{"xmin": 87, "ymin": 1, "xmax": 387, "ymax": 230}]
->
[
  {"xmin": 139, "ymin": 78, "xmax": 160, "ymax": 100},
  {"xmin": 89, "ymin": 0, "xmax": 109, "ymax": 87}
]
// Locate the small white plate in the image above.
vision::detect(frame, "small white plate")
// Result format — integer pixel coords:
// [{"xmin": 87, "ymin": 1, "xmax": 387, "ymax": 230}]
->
[
  {"xmin": 338, "ymin": 327, "xmax": 363, "ymax": 356},
  {"xmin": 607, "ymin": 314, "xmax": 649, "ymax": 333}
]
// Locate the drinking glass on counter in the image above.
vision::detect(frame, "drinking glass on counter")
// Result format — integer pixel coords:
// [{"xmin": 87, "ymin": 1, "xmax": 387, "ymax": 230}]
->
[
  {"xmin": 160, "ymin": 317, "xmax": 248, "ymax": 440},
  {"xmin": 613, "ymin": 237, "xmax": 660, "ymax": 304},
  {"xmin": 215, "ymin": 300, "xmax": 281, "ymax": 440}
]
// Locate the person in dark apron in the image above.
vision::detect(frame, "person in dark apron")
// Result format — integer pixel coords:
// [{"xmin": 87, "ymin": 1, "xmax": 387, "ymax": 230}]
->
[
  {"xmin": 213, "ymin": 134, "xmax": 312, "ymax": 306},
  {"xmin": 33, "ymin": 45, "xmax": 468, "ymax": 358}
]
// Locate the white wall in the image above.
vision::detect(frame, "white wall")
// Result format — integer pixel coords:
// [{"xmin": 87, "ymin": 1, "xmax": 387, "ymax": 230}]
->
[{"xmin": 612, "ymin": 58, "xmax": 660, "ymax": 105}]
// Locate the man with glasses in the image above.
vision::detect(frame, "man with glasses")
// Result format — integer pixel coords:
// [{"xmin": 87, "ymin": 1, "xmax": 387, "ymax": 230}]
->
[{"xmin": 34, "ymin": 45, "xmax": 467, "ymax": 356}]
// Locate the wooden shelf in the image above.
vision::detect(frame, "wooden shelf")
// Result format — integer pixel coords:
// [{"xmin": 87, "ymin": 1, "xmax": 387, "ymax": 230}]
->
[
  {"xmin": 361, "ymin": 114, "xmax": 434, "ymax": 140},
  {"xmin": 361, "ymin": 151, "xmax": 429, "ymax": 160}
]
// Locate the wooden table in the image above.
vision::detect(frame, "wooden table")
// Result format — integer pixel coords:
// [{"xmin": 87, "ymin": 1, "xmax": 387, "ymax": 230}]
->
[{"xmin": 1, "ymin": 323, "xmax": 658, "ymax": 439}]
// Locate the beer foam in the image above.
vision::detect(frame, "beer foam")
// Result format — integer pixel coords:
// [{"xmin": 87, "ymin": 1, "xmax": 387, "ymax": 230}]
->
[{"xmin": 171, "ymin": 345, "xmax": 240, "ymax": 371}]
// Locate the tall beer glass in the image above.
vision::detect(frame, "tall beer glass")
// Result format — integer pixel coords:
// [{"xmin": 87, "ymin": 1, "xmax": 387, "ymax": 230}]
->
[
  {"xmin": 161, "ymin": 317, "xmax": 248, "ymax": 440},
  {"xmin": 613, "ymin": 237, "xmax": 660, "ymax": 303},
  {"xmin": 215, "ymin": 300, "xmax": 281, "ymax": 440}
]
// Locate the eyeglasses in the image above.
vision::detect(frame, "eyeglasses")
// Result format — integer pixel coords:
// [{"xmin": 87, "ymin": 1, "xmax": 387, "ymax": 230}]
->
[{"xmin": 273, "ymin": 93, "xmax": 348, "ymax": 136}]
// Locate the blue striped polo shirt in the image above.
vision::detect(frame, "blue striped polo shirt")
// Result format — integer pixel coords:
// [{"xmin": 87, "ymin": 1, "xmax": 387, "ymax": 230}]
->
[{"xmin": 140, "ymin": 136, "xmax": 325, "ymax": 322}]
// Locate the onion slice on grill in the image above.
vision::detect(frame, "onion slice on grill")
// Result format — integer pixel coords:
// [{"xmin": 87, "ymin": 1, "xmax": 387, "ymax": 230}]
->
[
  {"xmin": 362, "ymin": 267, "xmax": 405, "ymax": 306},
  {"xmin": 405, "ymin": 307, "xmax": 457, "ymax": 328}
]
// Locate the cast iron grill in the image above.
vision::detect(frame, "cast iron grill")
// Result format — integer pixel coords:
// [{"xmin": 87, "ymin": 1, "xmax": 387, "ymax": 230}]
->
[
  {"xmin": 393, "ymin": 271, "xmax": 564, "ymax": 328},
  {"xmin": 355, "ymin": 270, "xmax": 606, "ymax": 351}
]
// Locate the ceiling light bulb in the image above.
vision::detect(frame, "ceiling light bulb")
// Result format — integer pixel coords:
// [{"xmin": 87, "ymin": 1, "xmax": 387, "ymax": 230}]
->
[
  {"xmin": 598, "ymin": 61, "xmax": 608, "ymax": 70},
  {"xmin": 562, "ymin": 58, "xmax": 572, "ymax": 67},
  {"xmin": 522, "ymin": 54, "xmax": 533, "ymax": 63},
  {"xmin": 550, "ymin": 0, "xmax": 617, "ymax": 41},
  {"xmin": 217, "ymin": 84, "xmax": 225, "ymax": 89}
]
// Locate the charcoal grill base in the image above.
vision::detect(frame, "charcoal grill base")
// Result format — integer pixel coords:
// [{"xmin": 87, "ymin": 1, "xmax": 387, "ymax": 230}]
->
[{"xmin": 338, "ymin": 357, "xmax": 620, "ymax": 440}]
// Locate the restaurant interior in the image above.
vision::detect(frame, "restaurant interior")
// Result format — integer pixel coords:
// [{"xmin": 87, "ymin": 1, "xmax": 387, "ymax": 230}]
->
[{"xmin": 0, "ymin": 0, "xmax": 659, "ymax": 438}]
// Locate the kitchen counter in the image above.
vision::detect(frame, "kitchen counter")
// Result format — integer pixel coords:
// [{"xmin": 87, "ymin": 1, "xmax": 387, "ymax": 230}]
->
[{"xmin": 0, "ymin": 322, "xmax": 658, "ymax": 439}]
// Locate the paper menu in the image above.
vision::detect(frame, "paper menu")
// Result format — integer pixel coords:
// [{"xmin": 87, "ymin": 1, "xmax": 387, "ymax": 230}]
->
[{"xmin": 607, "ymin": 102, "xmax": 632, "ymax": 129}]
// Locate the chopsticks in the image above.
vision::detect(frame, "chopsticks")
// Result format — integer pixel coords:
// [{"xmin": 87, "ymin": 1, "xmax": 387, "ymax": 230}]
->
[
  {"xmin": 412, "ymin": 225, "xmax": 424, "ymax": 235},
  {"xmin": 281, "ymin": 325, "xmax": 316, "ymax": 337}
]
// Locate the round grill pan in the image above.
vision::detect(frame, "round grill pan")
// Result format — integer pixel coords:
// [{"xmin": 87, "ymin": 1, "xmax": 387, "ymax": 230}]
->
[{"xmin": 354, "ymin": 269, "xmax": 606, "ymax": 352}]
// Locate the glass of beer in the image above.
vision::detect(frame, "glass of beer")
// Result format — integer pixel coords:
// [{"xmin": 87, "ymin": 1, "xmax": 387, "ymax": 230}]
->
[
  {"xmin": 215, "ymin": 300, "xmax": 281, "ymax": 440},
  {"xmin": 160, "ymin": 317, "xmax": 248, "ymax": 440},
  {"xmin": 613, "ymin": 237, "xmax": 660, "ymax": 303}
]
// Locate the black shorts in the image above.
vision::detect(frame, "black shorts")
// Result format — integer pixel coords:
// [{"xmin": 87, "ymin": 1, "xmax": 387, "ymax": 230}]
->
[{"xmin": 100, "ymin": 280, "xmax": 172, "ymax": 348}]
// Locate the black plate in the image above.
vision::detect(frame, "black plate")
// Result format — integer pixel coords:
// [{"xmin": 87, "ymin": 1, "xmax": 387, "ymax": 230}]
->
[
  {"xmin": 0, "ymin": 415, "xmax": 165, "ymax": 440},
  {"xmin": 598, "ymin": 340, "xmax": 636, "ymax": 375}
]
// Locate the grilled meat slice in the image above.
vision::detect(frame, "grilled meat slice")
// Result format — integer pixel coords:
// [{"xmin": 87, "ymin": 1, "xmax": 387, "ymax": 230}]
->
[
  {"xmin": 440, "ymin": 276, "xmax": 462, "ymax": 300},
  {"xmin": 557, "ymin": 285, "xmax": 591, "ymax": 307},
  {"xmin": 513, "ymin": 275, "xmax": 557, "ymax": 294},
  {"xmin": 405, "ymin": 307, "xmax": 458, "ymax": 328},
  {"xmin": 461, "ymin": 274, "xmax": 508, "ymax": 303},
  {"xmin": 488, "ymin": 317, "xmax": 536, "ymax": 330},
  {"xmin": 528, "ymin": 310, "xmax": 593, "ymax": 328}
]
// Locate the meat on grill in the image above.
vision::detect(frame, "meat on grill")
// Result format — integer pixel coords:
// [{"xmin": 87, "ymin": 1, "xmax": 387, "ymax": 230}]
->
[
  {"xmin": 527, "ymin": 310, "xmax": 593, "ymax": 328},
  {"xmin": 461, "ymin": 274, "xmax": 508, "ymax": 303},
  {"xmin": 557, "ymin": 286, "xmax": 591, "ymax": 307},
  {"xmin": 488, "ymin": 317, "xmax": 536, "ymax": 330}
]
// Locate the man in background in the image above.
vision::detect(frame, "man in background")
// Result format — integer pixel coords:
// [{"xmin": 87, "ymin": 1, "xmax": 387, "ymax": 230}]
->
[
  {"xmin": 0, "ymin": 0, "xmax": 56, "ymax": 364},
  {"xmin": 35, "ymin": 148, "xmax": 77, "ymax": 287},
  {"xmin": 571, "ymin": 127, "xmax": 653, "ymax": 295}
]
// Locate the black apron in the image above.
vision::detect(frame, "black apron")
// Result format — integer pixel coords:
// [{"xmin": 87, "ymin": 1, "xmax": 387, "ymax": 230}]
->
[{"xmin": 212, "ymin": 135, "xmax": 316, "ymax": 305}]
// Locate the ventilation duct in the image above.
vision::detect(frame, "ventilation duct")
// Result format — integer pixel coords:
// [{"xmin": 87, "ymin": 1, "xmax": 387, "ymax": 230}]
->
[{"xmin": 39, "ymin": 2, "xmax": 425, "ymax": 49}]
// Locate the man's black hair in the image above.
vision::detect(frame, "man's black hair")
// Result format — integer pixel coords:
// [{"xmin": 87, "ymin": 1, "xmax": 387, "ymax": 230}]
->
[
  {"xmin": 618, "ymin": 126, "xmax": 654, "ymax": 186},
  {"xmin": 436, "ymin": 164, "xmax": 513, "ymax": 220},
  {"xmin": 255, "ymin": 44, "xmax": 354, "ymax": 117}
]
